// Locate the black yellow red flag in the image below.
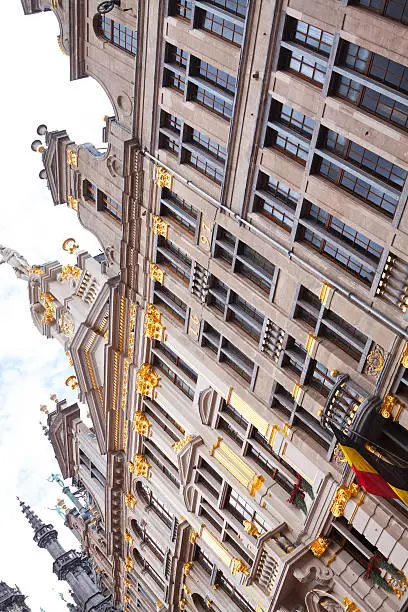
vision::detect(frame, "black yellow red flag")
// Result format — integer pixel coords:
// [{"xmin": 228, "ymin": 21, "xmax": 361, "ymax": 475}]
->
[{"xmin": 331, "ymin": 425, "xmax": 408, "ymax": 506}]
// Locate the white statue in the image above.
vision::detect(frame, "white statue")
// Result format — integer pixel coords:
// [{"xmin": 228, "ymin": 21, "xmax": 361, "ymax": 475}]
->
[{"xmin": 0, "ymin": 244, "xmax": 30, "ymax": 280}]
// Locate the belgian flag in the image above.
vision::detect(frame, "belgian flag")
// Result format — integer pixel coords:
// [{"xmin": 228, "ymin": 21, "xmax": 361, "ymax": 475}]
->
[{"xmin": 331, "ymin": 425, "xmax": 408, "ymax": 507}]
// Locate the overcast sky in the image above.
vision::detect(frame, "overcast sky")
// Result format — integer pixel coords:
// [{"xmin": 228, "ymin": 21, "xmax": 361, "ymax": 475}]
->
[{"xmin": 0, "ymin": 5, "xmax": 112, "ymax": 610}]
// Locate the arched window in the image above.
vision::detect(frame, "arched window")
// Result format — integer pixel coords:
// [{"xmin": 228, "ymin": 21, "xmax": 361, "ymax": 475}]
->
[
  {"xmin": 97, "ymin": 15, "xmax": 137, "ymax": 55},
  {"xmin": 136, "ymin": 481, "xmax": 173, "ymax": 528}
]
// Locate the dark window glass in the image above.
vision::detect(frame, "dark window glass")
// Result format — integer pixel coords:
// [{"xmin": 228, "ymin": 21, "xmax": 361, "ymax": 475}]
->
[
  {"xmin": 266, "ymin": 103, "xmax": 314, "ymax": 164},
  {"xmin": 103, "ymin": 194, "xmax": 122, "ymax": 222},
  {"xmin": 354, "ymin": 0, "xmax": 408, "ymax": 26},
  {"xmin": 206, "ymin": 0, "xmax": 248, "ymax": 18},
  {"xmin": 169, "ymin": 0, "xmax": 192, "ymax": 20},
  {"xmin": 293, "ymin": 20, "xmax": 334, "ymax": 56},
  {"xmin": 98, "ymin": 16, "xmax": 137, "ymax": 55},
  {"xmin": 198, "ymin": 8, "xmax": 244, "ymax": 46},
  {"xmin": 160, "ymin": 188, "xmax": 198, "ymax": 235}
]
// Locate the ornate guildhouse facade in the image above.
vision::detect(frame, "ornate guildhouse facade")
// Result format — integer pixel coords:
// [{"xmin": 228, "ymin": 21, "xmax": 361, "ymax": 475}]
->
[{"xmin": 21, "ymin": 1, "xmax": 408, "ymax": 612}]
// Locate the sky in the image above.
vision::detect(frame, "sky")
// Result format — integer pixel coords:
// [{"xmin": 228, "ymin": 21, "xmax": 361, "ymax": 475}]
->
[{"xmin": 0, "ymin": 5, "xmax": 112, "ymax": 610}]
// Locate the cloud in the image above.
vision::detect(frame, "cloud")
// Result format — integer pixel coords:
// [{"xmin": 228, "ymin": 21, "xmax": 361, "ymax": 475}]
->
[{"xmin": 0, "ymin": 4, "xmax": 112, "ymax": 611}]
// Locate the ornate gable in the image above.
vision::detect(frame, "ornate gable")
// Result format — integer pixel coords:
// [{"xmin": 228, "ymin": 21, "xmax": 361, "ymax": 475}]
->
[{"xmin": 48, "ymin": 400, "xmax": 80, "ymax": 479}]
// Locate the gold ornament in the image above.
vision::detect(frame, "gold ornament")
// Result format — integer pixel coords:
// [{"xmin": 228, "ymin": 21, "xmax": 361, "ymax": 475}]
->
[
  {"xmin": 144, "ymin": 304, "xmax": 165, "ymax": 341},
  {"xmin": 67, "ymin": 149, "xmax": 78, "ymax": 167},
  {"xmin": 65, "ymin": 375, "xmax": 79, "ymax": 390},
  {"xmin": 230, "ymin": 558, "xmax": 250, "ymax": 576},
  {"xmin": 132, "ymin": 411, "xmax": 151, "ymax": 436},
  {"xmin": 309, "ymin": 536, "xmax": 329, "ymax": 558},
  {"xmin": 330, "ymin": 483, "xmax": 360, "ymax": 517},
  {"xmin": 380, "ymin": 394, "xmax": 398, "ymax": 419},
  {"xmin": 365, "ymin": 344, "xmax": 385, "ymax": 377},
  {"xmin": 29, "ymin": 266, "xmax": 44, "ymax": 276},
  {"xmin": 136, "ymin": 363, "xmax": 160, "ymax": 399},
  {"xmin": 402, "ymin": 344, "xmax": 408, "ymax": 368},
  {"xmin": 319, "ymin": 282, "xmax": 331, "ymax": 306},
  {"xmin": 343, "ymin": 598, "xmax": 360, "ymax": 612},
  {"xmin": 152, "ymin": 215, "xmax": 169, "ymax": 239},
  {"xmin": 62, "ymin": 238, "xmax": 79, "ymax": 254},
  {"xmin": 155, "ymin": 165, "xmax": 173, "ymax": 189},
  {"xmin": 150, "ymin": 262, "xmax": 165, "ymax": 284},
  {"xmin": 172, "ymin": 435, "xmax": 193, "ymax": 454},
  {"xmin": 128, "ymin": 454, "xmax": 151, "ymax": 478},
  {"xmin": 179, "ymin": 600, "xmax": 186, "ymax": 611},
  {"xmin": 248, "ymin": 474, "xmax": 265, "ymax": 497},
  {"xmin": 124, "ymin": 556, "xmax": 133, "ymax": 572},
  {"xmin": 189, "ymin": 530, "xmax": 198, "ymax": 544},
  {"xmin": 243, "ymin": 520, "xmax": 261, "ymax": 537},
  {"xmin": 40, "ymin": 292, "xmax": 56, "ymax": 324},
  {"xmin": 124, "ymin": 530, "xmax": 134, "ymax": 544},
  {"xmin": 59, "ymin": 264, "xmax": 82, "ymax": 282},
  {"xmin": 67, "ymin": 195, "xmax": 78, "ymax": 210},
  {"xmin": 125, "ymin": 493, "xmax": 137, "ymax": 509},
  {"xmin": 124, "ymin": 594, "xmax": 131, "ymax": 604},
  {"xmin": 183, "ymin": 562, "xmax": 193, "ymax": 576},
  {"xmin": 59, "ymin": 313, "xmax": 75, "ymax": 339}
]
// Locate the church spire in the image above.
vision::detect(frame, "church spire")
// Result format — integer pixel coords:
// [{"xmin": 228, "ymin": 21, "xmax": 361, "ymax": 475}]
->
[
  {"xmin": 17, "ymin": 497, "xmax": 46, "ymax": 533},
  {"xmin": 0, "ymin": 580, "xmax": 31, "ymax": 611}
]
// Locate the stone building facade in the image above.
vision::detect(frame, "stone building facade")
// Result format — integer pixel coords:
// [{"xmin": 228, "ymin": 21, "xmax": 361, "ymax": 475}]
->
[{"xmin": 21, "ymin": 0, "xmax": 408, "ymax": 611}]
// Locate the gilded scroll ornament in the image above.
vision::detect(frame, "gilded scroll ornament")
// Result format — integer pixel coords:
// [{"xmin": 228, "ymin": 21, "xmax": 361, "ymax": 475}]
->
[
  {"xmin": 152, "ymin": 215, "xmax": 169, "ymax": 239},
  {"xmin": 230, "ymin": 558, "xmax": 250, "ymax": 576},
  {"xmin": 380, "ymin": 394, "xmax": 398, "ymax": 419},
  {"xmin": 189, "ymin": 530, "xmax": 198, "ymax": 544},
  {"xmin": 62, "ymin": 238, "xmax": 79, "ymax": 254},
  {"xmin": 365, "ymin": 344, "xmax": 385, "ymax": 377},
  {"xmin": 292, "ymin": 383, "xmax": 302, "ymax": 403},
  {"xmin": 124, "ymin": 493, "xmax": 137, "ymax": 509},
  {"xmin": 40, "ymin": 292, "xmax": 56, "ymax": 324},
  {"xmin": 59, "ymin": 264, "xmax": 82, "ymax": 282},
  {"xmin": 132, "ymin": 411, "xmax": 151, "ymax": 436},
  {"xmin": 124, "ymin": 556, "xmax": 133, "ymax": 572},
  {"xmin": 128, "ymin": 454, "xmax": 151, "ymax": 478},
  {"xmin": 402, "ymin": 344, "xmax": 408, "ymax": 368},
  {"xmin": 155, "ymin": 165, "xmax": 173, "ymax": 189},
  {"xmin": 172, "ymin": 435, "xmax": 193, "ymax": 454},
  {"xmin": 333, "ymin": 444, "xmax": 347, "ymax": 464},
  {"xmin": 67, "ymin": 195, "xmax": 79, "ymax": 211},
  {"xmin": 183, "ymin": 561, "xmax": 193, "ymax": 576},
  {"xmin": 59, "ymin": 313, "xmax": 75, "ymax": 339},
  {"xmin": 124, "ymin": 578, "xmax": 131, "ymax": 588},
  {"xmin": 209, "ymin": 437, "xmax": 223, "ymax": 456},
  {"xmin": 243, "ymin": 520, "xmax": 261, "ymax": 537},
  {"xmin": 330, "ymin": 483, "xmax": 360, "ymax": 517},
  {"xmin": 305, "ymin": 334, "xmax": 317, "ymax": 356},
  {"xmin": 124, "ymin": 594, "xmax": 131, "ymax": 604},
  {"xmin": 144, "ymin": 303, "xmax": 165, "ymax": 341},
  {"xmin": 29, "ymin": 266, "xmax": 44, "ymax": 276},
  {"xmin": 248, "ymin": 474, "xmax": 265, "ymax": 497},
  {"xmin": 136, "ymin": 363, "xmax": 160, "ymax": 398},
  {"xmin": 124, "ymin": 530, "xmax": 134, "ymax": 544},
  {"xmin": 343, "ymin": 598, "xmax": 360, "ymax": 612},
  {"xmin": 67, "ymin": 149, "xmax": 78, "ymax": 167},
  {"xmin": 179, "ymin": 600, "xmax": 187, "ymax": 611},
  {"xmin": 309, "ymin": 536, "xmax": 329, "ymax": 558},
  {"xmin": 149, "ymin": 262, "xmax": 165, "ymax": 284},
  {"xmin": 65, "ymin": 375, "xmax": 79, "ymax": 390}
]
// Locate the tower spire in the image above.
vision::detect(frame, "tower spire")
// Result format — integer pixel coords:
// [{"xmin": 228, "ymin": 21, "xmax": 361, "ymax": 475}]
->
[{"xmin": 17, "ymin": 497, "xmax": 46, "ymax": 533}]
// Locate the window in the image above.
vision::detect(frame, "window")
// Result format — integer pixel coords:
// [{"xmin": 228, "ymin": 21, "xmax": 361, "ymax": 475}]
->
[
  {"xmin": 168, "ymin": 0, "xmax": 192, "ymax": 20},
  {"xmin": 353, "ymin": 0, "xmax": 408, "ymax": 26},
  {"xmin": 195, "ymin": 7, "xmax": 245, "ymax": 47},
  {"xmin": 281, "ymin": 336, "xmax": 307, "ymax": 378},
  {"xmin": 213, "ymin": 226, "xmax": 277, "ymax": 295},
  {"xmin": 332, "ymin": 73, "xmax": 408, "ymax": 131},
  {"xmin": 153, "ymin": 344, "xmax": 197, "ymax": 400},
  {"xmin": 207, "ymin": 275, "xmax": 264, "ymax": 342},
  {"xmin": 218, "ymin": 574, "xmax": 256, "ymax": 612},
  {"xmin": 159, "ymin": 111, "xmax": 182, "ymax": 156},
  {"xmin": 144, "ymin": 440, "xmax": 180, "ymax": 487},
  {"xmin": 321, "ymin": 310, "xmax": 369, "ymax": 362},
  {"xmin": 265, "ymin": 102, "xmax": 315, "ymax": 165},
  {"xmin": 254, "ymin": 171, "xmax": 300, "ymax": 231},
  {"xmin": 206, "ymin": 0, "xmax": 248, "ymax": 18},
  {"xmin": 299, "ymin": 201, "xmax": 383, "ymax": 285},
  {"xmin": 160, "ymin": 188, "xmax": 198, "ymax": 236},
  {"xmin": 156, "ymin": 238, "xmax": 192, "ymax": 284},
  {"xmin": 136, "ymin": 482, "xmax": 173, "ymax": 528},
  {"xmin": 309, "ymin": 361, "xmax": 337, "ymax": 397},
  {"xmin": 279, "ymin": 17, "xmax": 333, "ymax": 87},
  {"xmin": 185, "ymin": 128, "xmax": 227, "ymax": 184},
  {"xmin": 201, "ymin": 322, "xmax": 256, "ymax": 384},
  {"xmin": 97, "ymin": 16, "xmax": 137, "ymax": 55},
  {"xmin": 191, "ymin": 59, "xmax": 236, "ymax": 119},
  {"xmin": 163, "ymin": 44, "xmax": 188, "ymax": 94},
  {"xmin": 194, "ymin": 546, "xmax": 214, "ymax": 574},
  {"xmin": 318, "ymin": 129, "xmax": 406, "ymax": 217},
  {"xmin": 340, "ymin": 42, "xmax": 408, "ymax": 94},
  {"xmin": 102, "ymin": 194, "xmax": 122, "ymax": 222},
  {"xmin": 153, "ymin": 284, "xmax": 188, "ymax": 324},
  {"xmin": 84, "ymin": 181, "xmax": 97, "ymax": 203}
]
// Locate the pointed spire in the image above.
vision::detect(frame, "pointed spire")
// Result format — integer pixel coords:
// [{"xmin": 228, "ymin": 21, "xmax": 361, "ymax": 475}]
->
[{"xmin": 17, "ymin": 497, "xmax": 46, "ymax": 533}]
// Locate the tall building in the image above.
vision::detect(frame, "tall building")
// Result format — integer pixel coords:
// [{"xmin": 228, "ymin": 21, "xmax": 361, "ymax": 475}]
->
[
  {"xmin": 0, "ymin": 582, "xmax": 30, "ymax": 612},
  {"xmin": 15, "ymin": 0, "xmax": 408, "ymax": 611}
]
